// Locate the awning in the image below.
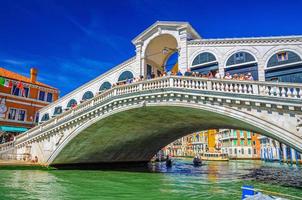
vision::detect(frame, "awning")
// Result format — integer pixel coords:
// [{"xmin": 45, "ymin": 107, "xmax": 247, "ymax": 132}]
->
[{"xmin": 0, "ymin": 126, "xmax": 28, "ymax": 133}]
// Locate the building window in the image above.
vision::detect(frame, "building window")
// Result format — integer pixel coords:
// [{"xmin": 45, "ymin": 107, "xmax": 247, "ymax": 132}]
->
[
  {"xmin": 235, "ymin": 52, "xmax": 245, "ymax": 61},
  {"xmin": 39, "ymin": 91, "xmax": 45, "ymax": 101},
  {"xmin": 18, "ymin": 109, "xmax": 26, "ymax": 121},
  {"xmin": 8, "ymin": 108, "xmax": 26, "ymax": 121},
  {"xmin": 277, "ymin": 52, "xmax": 288, "ymax": 62},
  {"xmin": 8, "ymin": 108, "xmax": 17, "ymax": 120},
  {"xmin": 254, "ymin": 149, "xmax": 257, "ymax": 154},
  {"xmin": 247, "ymin": 140, "xmax": 251, "ymax": 146},
  {"xmin": 240, "ymin": 130, "xmax": 244, "ymax": 137},
  {"xmin": 248, "ymin": 148, "xmax": 251, "ymax": 155},
  {"xmin": 253, "ymin": 141, "xmax": 256, "ymax": 146},
  {"xmin": 35, "ymin": 112, "xmax": 39, "ymax": 123},
  {"xmin": 24, "ymin": 87, "xmax": 29, "ymax": 97},
  {"xmin": 233, "ymin": 139, "xmax": 237, "ymax": 146},
  {"xmin": 11, "ymin": 86, "xmax": 29, "ymax": 97},
  {"xmin": 234, "ymin": 148, "xmax": 237, "ymax": 154},
  {"xmin": 242, "ymin": 148, "xmax": 244, "ymax": 154},
  {"xmin": 46, "ymin": 93, "xmax": 53, "ymax": 102},
  {"xmin": 240, "ymin": 140, "xmax": 244, "ymax": 146},
  {"xmin": 11, "ymin": 85, "xmax": 20, "ymax": 96}
]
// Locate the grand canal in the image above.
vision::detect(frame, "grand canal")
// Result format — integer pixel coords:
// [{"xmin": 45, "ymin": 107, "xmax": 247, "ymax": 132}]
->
[{"xmin": 0, "ymin": 159, "xmax": 301, "ymax": 200}]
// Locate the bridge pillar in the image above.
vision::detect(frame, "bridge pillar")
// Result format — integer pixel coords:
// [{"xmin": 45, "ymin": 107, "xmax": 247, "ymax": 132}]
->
[
  {"xmin": 178, "ymin": 27, "xmax": 189, "ymax": 74},
  {"xmin": 135, "ymin": 42, "xmax": 144, "ymax": 76}
]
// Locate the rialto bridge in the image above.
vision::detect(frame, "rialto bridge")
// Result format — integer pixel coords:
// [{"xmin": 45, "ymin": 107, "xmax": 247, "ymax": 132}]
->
[{"xmin": 0, "ymin": 21, "xmax": 302, "ymax": 167}]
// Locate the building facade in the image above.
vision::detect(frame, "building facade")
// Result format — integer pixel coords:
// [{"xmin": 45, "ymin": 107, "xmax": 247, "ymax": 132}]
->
[
  {"xmin": 259, "ymin": 136, "xmax": 302, "ymax": 164},
  {"xmin": 220, "ymin": 129, "xmax": 260, "ymax": 159},
  {"xmin": 0, "ymin": 67, "xmax": 59, "ymax": 143}
]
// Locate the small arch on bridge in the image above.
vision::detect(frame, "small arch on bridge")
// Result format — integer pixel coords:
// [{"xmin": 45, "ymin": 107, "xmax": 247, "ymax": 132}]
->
[
  {"xmin": 99, "ymin": 81, "xmax": 112, "ymax": 92},
  {"xmin": 67, "ymin": 99, "xmax": 77, "ymax": 108},
  {"xmin": 225, "ymin": 51, "xmax": 258, "ymax": 80},
  {"xmin": 265, "ymin": 50, "xmax": 302, "ymax": 83},
  {"xmin": 53, "ymin": 106, "xmax": 63, "ymax": 116},
  {"xmin": 118, "ymin": 71, "xmax": 134, "ymax": 82},
  {"xmin": 41, "ymin": 113, "xmax": 50, "ymax": 121},
  {"xmin": 190, "ymin": 52, "xmax": 218, "ymax": 75},
  {"xmin": 82, "ymin": 91, "xmax": 94, "ymax": 101}
]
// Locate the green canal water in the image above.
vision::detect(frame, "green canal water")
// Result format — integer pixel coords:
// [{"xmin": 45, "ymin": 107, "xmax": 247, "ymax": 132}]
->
[{"xmin": 0, "ymin": 159, "xmax": 301, "ymax": 200}]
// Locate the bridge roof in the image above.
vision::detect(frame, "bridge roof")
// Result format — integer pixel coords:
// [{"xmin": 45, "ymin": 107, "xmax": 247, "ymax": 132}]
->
[{"xmin": 131, "ymin": 21, "xmax": 201, "ymax": 45}]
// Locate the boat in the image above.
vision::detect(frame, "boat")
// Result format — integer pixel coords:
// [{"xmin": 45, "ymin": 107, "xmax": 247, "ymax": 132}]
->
[
  {"xmin": 165, "ymin": 156, "xmax": 172, "ymax": 167},
  {"xmin": 241, "ymin": 185, "xmax": 289, "ymax": 200},
  {"xmin": 193, "ymin": 156, "xmax": 202, "ymax": 166},
  {"xmin": 200, "ymin": 152, "xmax": 229, "ymax": 161}
]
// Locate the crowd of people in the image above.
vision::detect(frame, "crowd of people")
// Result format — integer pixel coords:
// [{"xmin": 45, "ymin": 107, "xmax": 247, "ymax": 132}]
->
[
  {"xmin": 0, "ymin": 132, "xmax": 16, "ymax": 144},
  {"xmin": 113, "ymin": 69, "xmax": 254, "ymax": 87},
  {"xmin": 183, "ymin": 70, "xmax": 254, "ymax": 81}
]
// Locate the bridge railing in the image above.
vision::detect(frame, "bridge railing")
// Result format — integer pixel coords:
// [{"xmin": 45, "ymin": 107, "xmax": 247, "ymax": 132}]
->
[{"xmin": 1, "ymin": 76, "xmax": 302, "ymax": 152}]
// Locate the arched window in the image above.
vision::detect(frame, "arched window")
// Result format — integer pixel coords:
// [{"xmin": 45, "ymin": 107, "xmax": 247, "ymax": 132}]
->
[
  {"xmin": 99, "ymin": 81, "xmax": 112, "ymax": 91},
  {"xmin": 118, "ymin": 71, "xmax": 134, "ymax": 82},
  {"xmin": 267, "ymin": 51, "xmax": 301, "ymax": 68},
  {"xmin": 265, "ymin": 51, "xmax": 302, "ymax": 83},
  {"xmin": 82, "ymin": 91, "xmax": 94, "ymax": 101},
  {"xmin": 225, "ymin": 51, "xmax": 258, "ymax": 80},
  {"xmin": 192, "ymin": 52, "xmax": 216, "ymax": 66},
  {"xmin": 53, "ymin": 106, "xmax": 62, "ymax": 115},
  {"xmin": 191, "ymin": 52, "xmax": 218, "ymax": 74},
  {"xmin": 41, "ymin": 113, "xmax": 50, "ymax": 121},
  {"xmin": 67, "ymin": 99, "xmax": 77, "ymax": 108}
]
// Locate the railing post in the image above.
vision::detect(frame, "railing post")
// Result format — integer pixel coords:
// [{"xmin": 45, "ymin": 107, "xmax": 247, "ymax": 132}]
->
[
  {"xmin": 252, "ymin": 84, "xmax": 259, "ymax": 95},
  {"xmin": 169, "ymin": 77, "xmax": 174, "ymax": 87},
  {"xmin": 113, "ymin": 88, "xmax": 117, "ymax": 96},
  {"xmin": 206, "ymin": 80, "xmax": 212, "ymax": 90},
  {"xmin": 139, "ymin": 83, "xmax": 143, "ymax": 91}
]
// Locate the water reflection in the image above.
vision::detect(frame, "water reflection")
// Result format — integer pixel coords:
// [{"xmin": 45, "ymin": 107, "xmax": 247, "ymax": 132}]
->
[{"xmin": 0, "ymin": 159, "xmax": 301, "ymax": 200}]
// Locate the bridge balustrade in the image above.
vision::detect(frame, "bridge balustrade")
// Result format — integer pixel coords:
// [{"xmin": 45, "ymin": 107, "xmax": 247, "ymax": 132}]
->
[{"xmin": 1, "ymin": 76, "xmax": 302, "ymax": 154}]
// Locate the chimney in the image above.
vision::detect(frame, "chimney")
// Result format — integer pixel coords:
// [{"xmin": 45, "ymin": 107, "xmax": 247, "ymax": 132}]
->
[{"xmin": 30, "ymin": 68, "xmax": 38, "ymax": 83}]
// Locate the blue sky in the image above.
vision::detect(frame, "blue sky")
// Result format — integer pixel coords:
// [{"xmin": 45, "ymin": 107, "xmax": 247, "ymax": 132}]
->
[{"xmin": 0, "ymin": 0, "xmax": 302, "ymax": 96}]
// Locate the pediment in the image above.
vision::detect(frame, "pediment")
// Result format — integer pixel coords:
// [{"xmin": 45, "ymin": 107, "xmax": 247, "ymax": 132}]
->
[{"xmin": 132, "ymin": 21, "xmax": 201, "ymax": 45}]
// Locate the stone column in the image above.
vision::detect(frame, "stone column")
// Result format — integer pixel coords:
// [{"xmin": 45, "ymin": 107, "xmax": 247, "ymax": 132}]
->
[
  {"xmin": 178, "ymin": 27, "xmax": 188, "ymax": 74},
  {"xmin": 135, "ymin": 41, "xmax": 143, "ymax": 77},
  {"xmin": 257, "ymin": 58, "xmax": 265, "ymax": 81}
]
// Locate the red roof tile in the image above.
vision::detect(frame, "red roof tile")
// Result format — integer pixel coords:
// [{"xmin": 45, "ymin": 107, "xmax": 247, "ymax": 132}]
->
[{"xmin": 0, "ymin": 67, "xmax": 57, "ymax": 90}]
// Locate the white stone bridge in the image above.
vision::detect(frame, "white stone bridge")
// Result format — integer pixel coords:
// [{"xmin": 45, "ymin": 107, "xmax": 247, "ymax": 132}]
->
[
  {"xmin": 0, "ymin": 21, "xmax": 302, "ymax": 167},
  {"xmin": 1, "ymin": 76, "xmax": 302, "ymax": 166}
]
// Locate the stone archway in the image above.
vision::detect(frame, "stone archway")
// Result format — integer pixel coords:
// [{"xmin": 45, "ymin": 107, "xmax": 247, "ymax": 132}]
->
[
  {"xmin": 143, "ymin": 34, "xmax": 178, "ymax": 78},
  {"xmin": 48, "ymin": 102, "xmax": 302, "ymax": 166}
]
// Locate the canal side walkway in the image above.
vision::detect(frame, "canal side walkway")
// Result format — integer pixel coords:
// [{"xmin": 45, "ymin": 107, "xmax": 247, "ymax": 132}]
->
[{"xmin": 0, "ymin": 160, "xmax": 43, "ymax": 167}]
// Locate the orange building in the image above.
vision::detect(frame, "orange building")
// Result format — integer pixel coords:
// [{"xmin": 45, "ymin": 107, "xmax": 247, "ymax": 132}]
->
[
  {"xmin": 0, "ymin": 67, "xmax": 59, "ymax": 143},
  {"xmin": 251, "ymin": 133, "xmax": 261, "ymax": 158}
]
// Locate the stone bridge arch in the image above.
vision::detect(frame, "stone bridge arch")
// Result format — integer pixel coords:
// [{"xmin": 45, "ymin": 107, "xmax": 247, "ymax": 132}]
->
[{"xmin": 47, "ymin": 100, "xmax": 301, "ymax": 167}]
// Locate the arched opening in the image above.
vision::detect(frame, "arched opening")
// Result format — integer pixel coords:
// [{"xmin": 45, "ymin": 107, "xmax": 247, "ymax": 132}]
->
[
  {"xmin": 118, "ymin": 71, "xmax": 134, "ymax": 83},
  {"xmin": 191, "ymin": 52, "xmax": 218, "ymax": 75},
  {"xmin": 265, "ymin": 51, "xmax": 302, "ymax": 83},
  {"xmin": 99, "ymin": 81, "xmax": 112, "ymax": 92},
  {"xmin": 164, "ymin": 51, "xmax": 178, "ymax": 74},
  {"xmin": 41, "ymin": 113, "xmax": 50, "ymax": 122},
  {"xmin": 225, "ymin": 51, "xmax": 258, "ymax": 80},
  {"xmin": 51, "ymin": 106, "xmax": 300, "ymax": 166},
  {"xmin": 144, "ymin": 34, "xmax": 178, "ymax": 78},
  {"xmin": 82, "ymin": 91, "xmax": 94, "ymax": 101},
  {"xmin": 53, "ymin": 106, "xmax": 63, "ymax": 116},
  {"xmin": 67, "ymin": 99, "xmax": 77, "ymax": 108}
]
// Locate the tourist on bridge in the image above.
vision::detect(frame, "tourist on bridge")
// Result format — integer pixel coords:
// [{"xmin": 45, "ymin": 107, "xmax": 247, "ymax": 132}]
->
[
  {"xmin": 224, "ymin": 72, "xmax": 232, "ymax": 80},
  {"xmin": 177, "ymin": 70, "xmax": 183, "ymax": 76}
]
